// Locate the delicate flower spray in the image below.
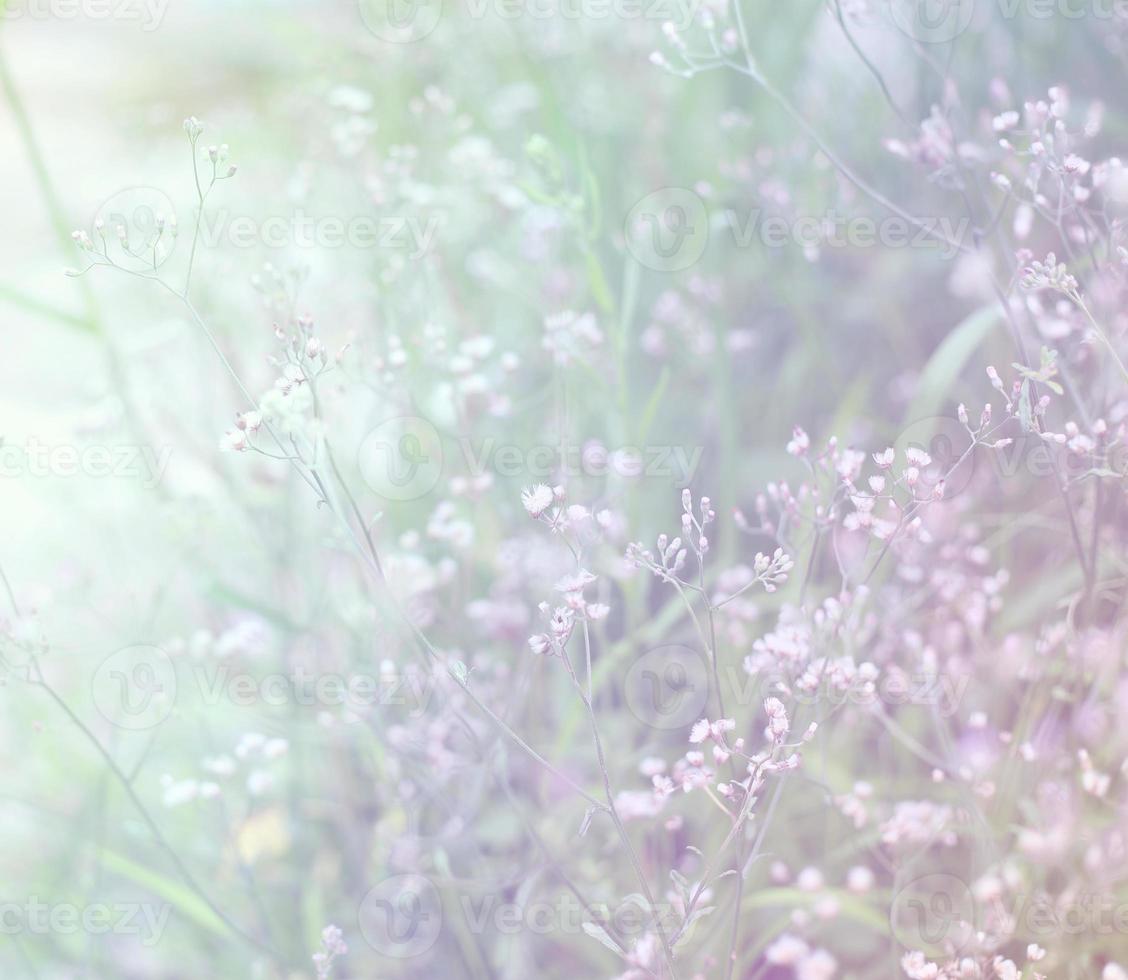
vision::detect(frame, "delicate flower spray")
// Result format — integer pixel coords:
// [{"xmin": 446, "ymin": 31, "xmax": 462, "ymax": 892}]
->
[{"xmin": 23, "ymin": 9, "xmax": 1128, "ymax": 978}]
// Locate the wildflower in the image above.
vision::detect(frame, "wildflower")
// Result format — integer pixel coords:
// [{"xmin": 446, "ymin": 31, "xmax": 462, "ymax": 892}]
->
[
  {"xmin": 992, "ymin": 110, "xmax": 1019, "ymax": 131},
  {"xmin": 797, "ymin": 949, "xmax": 837, "ymax": 980},
  {"xmin": 901, "ymin": 951, "xmax": 940, "ymax": 979},
  {"xmin": 796, "ymin": 867, "xmax": 823, "ymax": 891},
  {"xmin": 313, "ymin": 924, "xmax": 348, "ymax": 980},
  {"xmin": 555, "ymin": 569, "xmax": 597, "ymax": 594},
  {"xmin": 846, "ymin": 866, "xmax": 874, "ymax": 893},
  {"xmin": 543, "ymin": 311, "xmax": 603, "ymax": 366},
  {"xmin": 235, "ymin": 410, "xmax": 262, "ymax": 433},
  {"xmin": 220, "ymin": 428, "xmax": 249, "ymax": 452},
  {"xmin": 764, "ymin": 697, "xmax": 789, "ymax": 742},
  {"xmin": 521, "ymin": 484, "xmax": 554, "ymax": 517},
  {"xmin": 275, "ymin": 363, "xmax": 306, "ymax": 395},
  {"xmin": 689, "ymin": 717, "xmax": 735, "ymax": 744},
  {"xmin": 786, "ymin": 426, "xmax": 810, "ymax": 456},
  {"xmin": 183, "ymin": 116, "xmax": 204, "ymax": 141},
  {"xmin": 1021, "ymin": 252, "xmax": 1078, "ymax": 294},
  {"xmin": 873, "ymin": 447, "xmax": 895, "ymax": 468},
  {"xmin": 993, "ymin": 957, "xmax": 1019, "ymax": 980},
  {"xmin": 765, "ymin": 934, "xmax": 809, "ymax": 965}
]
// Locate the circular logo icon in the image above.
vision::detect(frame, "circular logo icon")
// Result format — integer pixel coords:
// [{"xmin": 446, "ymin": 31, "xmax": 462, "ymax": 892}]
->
[
  {"xmin": 894, "ymin": 415, "xmax": 976, "ymax": 501},
  {"xmin": 357, "ymin": 416, "xmax": 443, "ymax": 501},
  {"xmin": 624, "ymin": 187, "xmax": 709, "ymax": 273},
  {"xmin": 92, "ymin": 187, "xmax": 178, "ymax": 272},
  {"xmin": 359, "ymin": 0, "xmax": 442, "ymax": 41},
  {"xmin": 890, "ymin": 873, "xmax": 976, "ymax": 954},
  {"xmin": 889, "ymin": 0, "xmax": 975, "ymax": 43},
  {"xmin": 91, "ymin": 645, "xmax": 178, "ymax": 730},
  {"xmin": 359, "ymin": 874, "xmax": 443, "ymax": 958},
  {"xmin": 624, "ymin": 644, "xmax": 710, "ymax": 730}
]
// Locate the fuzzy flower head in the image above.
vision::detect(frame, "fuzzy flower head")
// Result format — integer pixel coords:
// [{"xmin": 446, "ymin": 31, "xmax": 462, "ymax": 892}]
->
[{"xmin": 521, "ymin": 484, "xmax": 554, "ymax": 517}]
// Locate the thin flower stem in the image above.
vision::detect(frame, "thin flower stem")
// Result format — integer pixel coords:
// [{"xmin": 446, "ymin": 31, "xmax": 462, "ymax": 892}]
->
[
  {"xmin": 1074, "ymin": 293, "xmax": 1128, "ymax": 388},
  {"xmin": 730, "ymin": 64, "xmax": 970, "ymax": 256},
  {"xmin": 31, "ymin": 668, "xmax": 283, "ymax": 965},
  {"xmin": 85, "ymin": 251, "xmax": 613, "ymax": 827},
  {"xmin": 562, "ymin": 645, "xmax": 679, "ymax": 979}
]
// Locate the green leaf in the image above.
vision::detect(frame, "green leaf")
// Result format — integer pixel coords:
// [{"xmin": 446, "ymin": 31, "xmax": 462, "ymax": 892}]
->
[
  {"xmin": 582, "ymin": 921, "xmax": 624, "ymax": 954},
  {"xmin": 98, "ymin": 848, "xmax": 229, "ymax": 937},
  {"xmin": 1017, "ymin": 379, "xmax": 1034, "ymax": 432},
  {"xmin": 906, "ymin": 305, "xmax": 1000, "ymax": 424}
]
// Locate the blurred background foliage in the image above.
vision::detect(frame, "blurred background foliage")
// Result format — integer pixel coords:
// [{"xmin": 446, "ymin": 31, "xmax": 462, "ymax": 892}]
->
[{"xmin": 1, "ymin": 0, "xmax": 1125, "ymax": 977}]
